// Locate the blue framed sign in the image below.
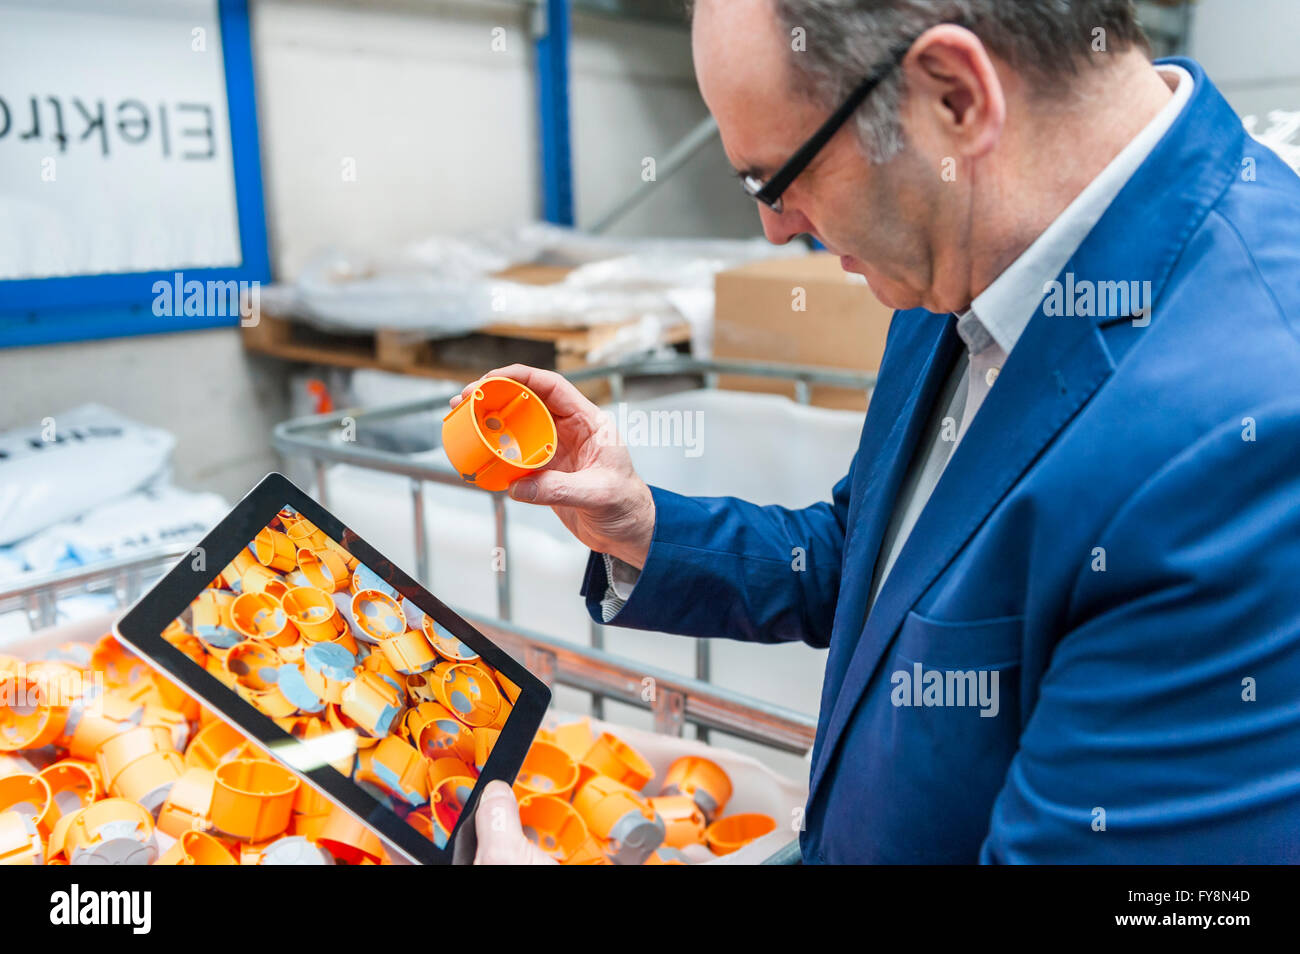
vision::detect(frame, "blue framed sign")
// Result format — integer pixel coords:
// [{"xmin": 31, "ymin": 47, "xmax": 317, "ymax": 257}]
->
[{"xmin": 0, "ymin": 0, "xmax": 270, "ymax": 347}]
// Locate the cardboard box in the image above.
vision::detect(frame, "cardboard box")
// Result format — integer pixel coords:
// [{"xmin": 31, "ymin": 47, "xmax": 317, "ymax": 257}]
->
[{"xmin": 712, "ymin": 253, "xmax": 894, "ymax": 410}]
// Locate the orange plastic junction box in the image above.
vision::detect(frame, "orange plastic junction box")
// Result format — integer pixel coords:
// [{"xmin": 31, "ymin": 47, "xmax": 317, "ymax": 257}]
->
[{"xmin": 442, "ymin": 376, "xmax": 558, "ymax": 492}]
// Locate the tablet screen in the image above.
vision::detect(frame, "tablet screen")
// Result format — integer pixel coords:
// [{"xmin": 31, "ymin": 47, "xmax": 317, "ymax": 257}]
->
[{"xmin": 166, "ymin": 505, "xmax": 517, "ymax": 852}]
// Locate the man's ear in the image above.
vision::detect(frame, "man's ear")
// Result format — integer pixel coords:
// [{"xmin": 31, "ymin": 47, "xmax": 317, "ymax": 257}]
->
[{"xmin": 903, "ymin": 24, "xmax": 1006, "ymax": 159}]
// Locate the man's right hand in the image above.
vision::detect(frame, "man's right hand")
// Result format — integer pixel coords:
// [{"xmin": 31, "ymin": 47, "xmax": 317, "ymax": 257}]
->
[{"xmin": 450, "ymin": 364, "xmax": 656, "ymax": 569}]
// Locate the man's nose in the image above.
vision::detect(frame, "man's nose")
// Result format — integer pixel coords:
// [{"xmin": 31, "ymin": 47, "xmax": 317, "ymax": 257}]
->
[{"xmin": 759, "ymin": 204, "xmax": 813, "ymax": 246}]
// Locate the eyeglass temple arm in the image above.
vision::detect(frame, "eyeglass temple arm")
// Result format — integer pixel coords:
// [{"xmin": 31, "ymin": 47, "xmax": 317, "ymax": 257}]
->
[{"xmin": 755, "ymin": 48, "xmax": 909, "ymax": 204}]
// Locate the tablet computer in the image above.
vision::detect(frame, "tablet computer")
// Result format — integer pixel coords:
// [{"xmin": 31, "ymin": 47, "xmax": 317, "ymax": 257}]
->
[{"xmin": 114, "ymin": 472, "xmax": 550, "ymax": 865}]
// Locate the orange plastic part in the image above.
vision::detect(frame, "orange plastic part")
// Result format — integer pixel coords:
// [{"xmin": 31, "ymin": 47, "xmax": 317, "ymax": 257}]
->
[
  {"xmin": 431, "ymin": 661, "xmax": 502, "ymax": 728},
  {"xmin": 514, "ymin": 740, "xmax": 579, "ymax": 801},
  {"xmin": 571, "ymin": 774, "xmax": 664, "ymax": 864},
  {"xmin": 157, "ymin": 766, "xmax": 216, "ymax": 837},
  {"xmin": 63, "ymin": 798, "xmax": 158, "ymax": 865},
  {"xmin": 0, "ymin": 811, "xmax": 43, "ymax": 865},
  {"xmin": 350, "ymin": 590, "xmax": 407, "ymax": 643},
  {"xmin": 421, "ymin": 617, "xmax": 479, "ymax": 663},
  {"xmin": 37, "ymin": 762, "xmax": 98, "ymax": 833},
  {"xmin": 548, "ymin": 718, "xmax": 595, "ymax": 763},
  {"xmin": 293, "ymin": 547, "xmax": 345, "ymax": 593},
  {"xmin": 282, "ymin": 586, "xmax": 350, "ymax": 645},
  {"xmin": 518, "ymin": 794, "xmax": 590, "ymax": 862},
  {"xmin": 583, "ymin": 732, "xmax": 654, "ymax": 791},
  {"xmin": 472, "ymin": 727, "xmax": 500, "ymax": 771},
  {"xmin": 156, "ymin": 829, "xmax": 238, "ymax": 865},
  {"xmin": 368, "ymin": 737, "xmax": 430, "ymax": 806},
  {"xmin": 339, "ymin": 670, "xmax": 404, "ymax": 737},
  {"xmin": 0, "ymin": 675, "xmax": 66, "ymax": 751},
  {"xmin": 705, "ymin": 812, "xmax": 776, "ymax": 855},
  {"xmin": 230, "ymin": 591, "xmax": 298, "ymax": 647},
  {"xmin": 314, "ymin": 808, "xmax": 384, "ymax": 864},
  {"xmin": 96, "ymin": 720, "xmax": 173, "ymax": 770},
  {"xmin": 442, "ymin": 376, "xmax": 558, "ymax": 491},
  {"xmin": 185, "ymin": 720, "xmax": 247, "ymax": 771},
  {"xmin": 649, "ymin": 794, "xmax": 708, "ymax": 848},
  {"xmin": 253, "ymin": 527, "xmax": 299, "ymax": 571},
  {"xmin": 379, "ymin": 629, "xmax": 438, "ymax": 676},
  {"xmin": 109, "ymin": 750, "xmax": 185, "ymax": 812},
  {"xmin": 0, "ymin": 773, "xmax": 52, "ymax": 840},
  {"xmin": 210, "ymin": 758, "xmax": 299, "ymax": 842},
  {"xmin": 660, "ymin": 755, "xmax": 733, "ymax": 821}
]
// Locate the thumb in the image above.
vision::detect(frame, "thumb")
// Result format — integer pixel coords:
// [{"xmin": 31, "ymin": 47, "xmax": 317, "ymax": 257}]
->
[{"xmin": 509, "ymin": 468, "xmax": 605, "ymax": 507}]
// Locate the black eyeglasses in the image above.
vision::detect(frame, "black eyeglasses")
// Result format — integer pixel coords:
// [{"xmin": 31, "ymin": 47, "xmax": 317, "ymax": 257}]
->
[{"xmin": 742, "ymin": 41, "xmax": 914, "ymax": 213}]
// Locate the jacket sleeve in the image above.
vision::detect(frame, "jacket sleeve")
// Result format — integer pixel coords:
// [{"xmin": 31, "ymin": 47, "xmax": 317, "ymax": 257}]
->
[
  {"xmin": 579, "ymin": 465, "xmax": 854, "ymax": 649},
  {"xmin": 980, "ymin": 399, "xmax": 1300, "ymax": 863}
]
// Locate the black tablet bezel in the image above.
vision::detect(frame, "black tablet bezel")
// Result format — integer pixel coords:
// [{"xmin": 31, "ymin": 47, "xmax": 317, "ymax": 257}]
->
[{"xmin": 114, "ymin": 472, "xmax": 550, "ymax": 865}]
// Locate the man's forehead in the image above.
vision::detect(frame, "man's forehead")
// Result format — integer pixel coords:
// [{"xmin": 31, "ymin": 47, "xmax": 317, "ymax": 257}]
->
[{"xmin": 692, "ymin": 0, "xmax": 816, "ymax": 173}]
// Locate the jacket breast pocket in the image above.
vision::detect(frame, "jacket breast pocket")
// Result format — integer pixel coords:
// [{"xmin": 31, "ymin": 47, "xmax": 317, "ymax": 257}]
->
[
  {"xmin": 892, "ymin": 610, "xmax": 1025, "ymax": 670},
  {"xmin": 887, "ymin": 610, "xmax": 1024, "ymax": 725}
]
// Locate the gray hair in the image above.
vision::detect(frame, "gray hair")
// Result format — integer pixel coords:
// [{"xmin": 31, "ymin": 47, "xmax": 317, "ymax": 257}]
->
[{"xmin": 695, "ymin": 0, "xmax": 1151, "ymax": 163}]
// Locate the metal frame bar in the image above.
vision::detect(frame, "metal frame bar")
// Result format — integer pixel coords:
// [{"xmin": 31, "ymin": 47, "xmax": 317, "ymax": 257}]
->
[
  {"xmin": 272, "ymin": 353, "xmax": 875, "ymax": 732},
  {"xmin": 0, "ymin": 545, "xmax": 817, "ymax": 755}
]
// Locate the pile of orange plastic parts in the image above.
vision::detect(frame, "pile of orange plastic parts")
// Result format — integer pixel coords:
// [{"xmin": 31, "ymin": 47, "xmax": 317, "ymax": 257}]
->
[{"xmin": 519, "ymin": 717, "xmax": 777, "ymax": 864}]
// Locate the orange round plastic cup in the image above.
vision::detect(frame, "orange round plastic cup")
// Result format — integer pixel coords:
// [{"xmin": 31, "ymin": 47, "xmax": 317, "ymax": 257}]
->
[
  {"xmin": 110, "ymin": 750, "xmax": 186, "ymax": 814},
  {"xmin": 380, "ymin": 628, "xmax": 438, "ymax": 675},
  {"xmin": 430, "ymin": 774, "xmax": 476, "ymax": 844},
  {"xmin": 660, "ymin": 755, "xmax": 733, "ymax": 821},
  {"xmin": 37, "ymin": 762, "xmax": 97, "ymax": 833},
  {"xmin": 211, "ymin": 758, "xmax": 299, "ymax": 842},
  {"xmin": 285, "ymin": 518, "xmax": 328, "ymax": 553},
  {"xmin": 409, "ymin": 702, "xmax": 476, "ymax": 763},
  {"xmin": 185, "ymin": 720, "xmax": 246, "ymax": 771},
  {"xmin": 95, "ymin": 724, "xmax": 175, "ymax": 787},
  {"xmin": 431, "ymin": 661, "xmax": 502, "ymax": 728},
  {"xmin": 282, "ymin": 586, "xmax": 349, "ymax": 644},
  {"xmin": 297, "ymin": 548, "xmax": 349, "ymax": 594},
  {"xmin": 63, "ymin": 798, "xmax": 159, "ymax": 865},
  {"xmin": 231, "ymin": 591, "xmax": 297, "ymax": 648},
  {"xmin": 519, "ymin": 794, "xmax": 590, "ymax": 862},
  {"xmin": 157, "ymin": 766, "xmax": 216, "ymax": 838},
  {"xmin": 239, "ymin": 564, "xmax": 288, "ymax": 600},
  {"xmin": 351, "ymin": 590, "xmax": 407, "ymax": 644},
  {"xmin": 0, "ymin": 773, "xmax": 52, "ymax": 840},
  {"xmin": 514, "ymin": 741, "xmax": 579, "ymax": 801},
  {"xmin": 471, "ymin": 727, "xmax": 500, "ymax": 771},
  {"xmin": 254, "ymin": 527, "xmax": 299, "ymax": 571},
  {"xmin": 705, "ymin": 812, "xmax": 776, "ymax": 855},
  {"xmin": 0, "ymin": 810, "xmax": 43, "ymax": 865},
  {"xmin": 427, "ymin": 756, "xmax": 476, "ymax": 790},
  {"xmin": 159, "ymin": 829, "xmax": 237, "ymax": 866},
  {"xmin": 421, "ymin": 617, "xmax": 479, "ymax": 663},
  {"xmin": 583, "ymin": 732, "xmax": 654, "ymax": 791},
  {"xmin": 442, "ymin": 376, "xmax": 557, "ymax": 492},
  {"xmin": 0, "ymin": 675, "xmax": 65, "ymax": 751},
  {"xmin": 315, "ymin": 807, "xmax": 384, "ymax": 864},
  {"xmin": 369, "ymin": 736, "xmax": 430, "ymax": 806},
  {"xmin": 649, "ymin": 794, "xmax": 708, "ymax": 848}
]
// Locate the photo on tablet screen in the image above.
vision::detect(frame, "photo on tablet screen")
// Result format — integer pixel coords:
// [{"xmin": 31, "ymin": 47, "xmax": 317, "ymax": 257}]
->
[{"xmin": 164, "ymin": 505, "xmax": 519, "ymax": 851}]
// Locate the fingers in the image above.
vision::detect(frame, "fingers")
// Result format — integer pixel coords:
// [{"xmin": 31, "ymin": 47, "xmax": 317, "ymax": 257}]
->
[
  {"xmin": 472, "ymin": 780, "xmax": 556, "ymax": 866},
  {"xmin": 450, "ymin": 364, "xmax": 600, "ymax": 424},
  {"xmin": 509, "ymin": 467, "xmax": 614, "ymax": 508}
]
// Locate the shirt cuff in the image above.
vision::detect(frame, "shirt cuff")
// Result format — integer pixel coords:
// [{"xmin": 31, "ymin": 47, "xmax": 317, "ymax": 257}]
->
[{"xmin": 599, "ymin": 552, "xmax": 642, "ymax": 622}]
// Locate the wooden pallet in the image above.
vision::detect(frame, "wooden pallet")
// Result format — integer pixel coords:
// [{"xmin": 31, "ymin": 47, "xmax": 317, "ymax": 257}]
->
[{"xmin": 242, "ymin": 303, "xmax": 691, "ymax": 391}]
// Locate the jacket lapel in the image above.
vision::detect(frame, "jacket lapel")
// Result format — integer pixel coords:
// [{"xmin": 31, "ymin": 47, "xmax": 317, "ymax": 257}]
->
[{"xmin": 808, "ymin": 309, "xmax": 961, "ymax": 767}]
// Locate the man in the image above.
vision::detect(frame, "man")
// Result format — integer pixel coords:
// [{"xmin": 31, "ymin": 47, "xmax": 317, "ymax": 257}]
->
[{"xmin": 472, "ymin": 0, "xmax": 1300, "ymax": 863}]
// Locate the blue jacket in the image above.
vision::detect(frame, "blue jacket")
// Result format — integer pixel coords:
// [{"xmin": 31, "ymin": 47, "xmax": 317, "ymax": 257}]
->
[{"xmin": 580, "ymin": 59, "xmax": 1300, "ymax": 863}]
